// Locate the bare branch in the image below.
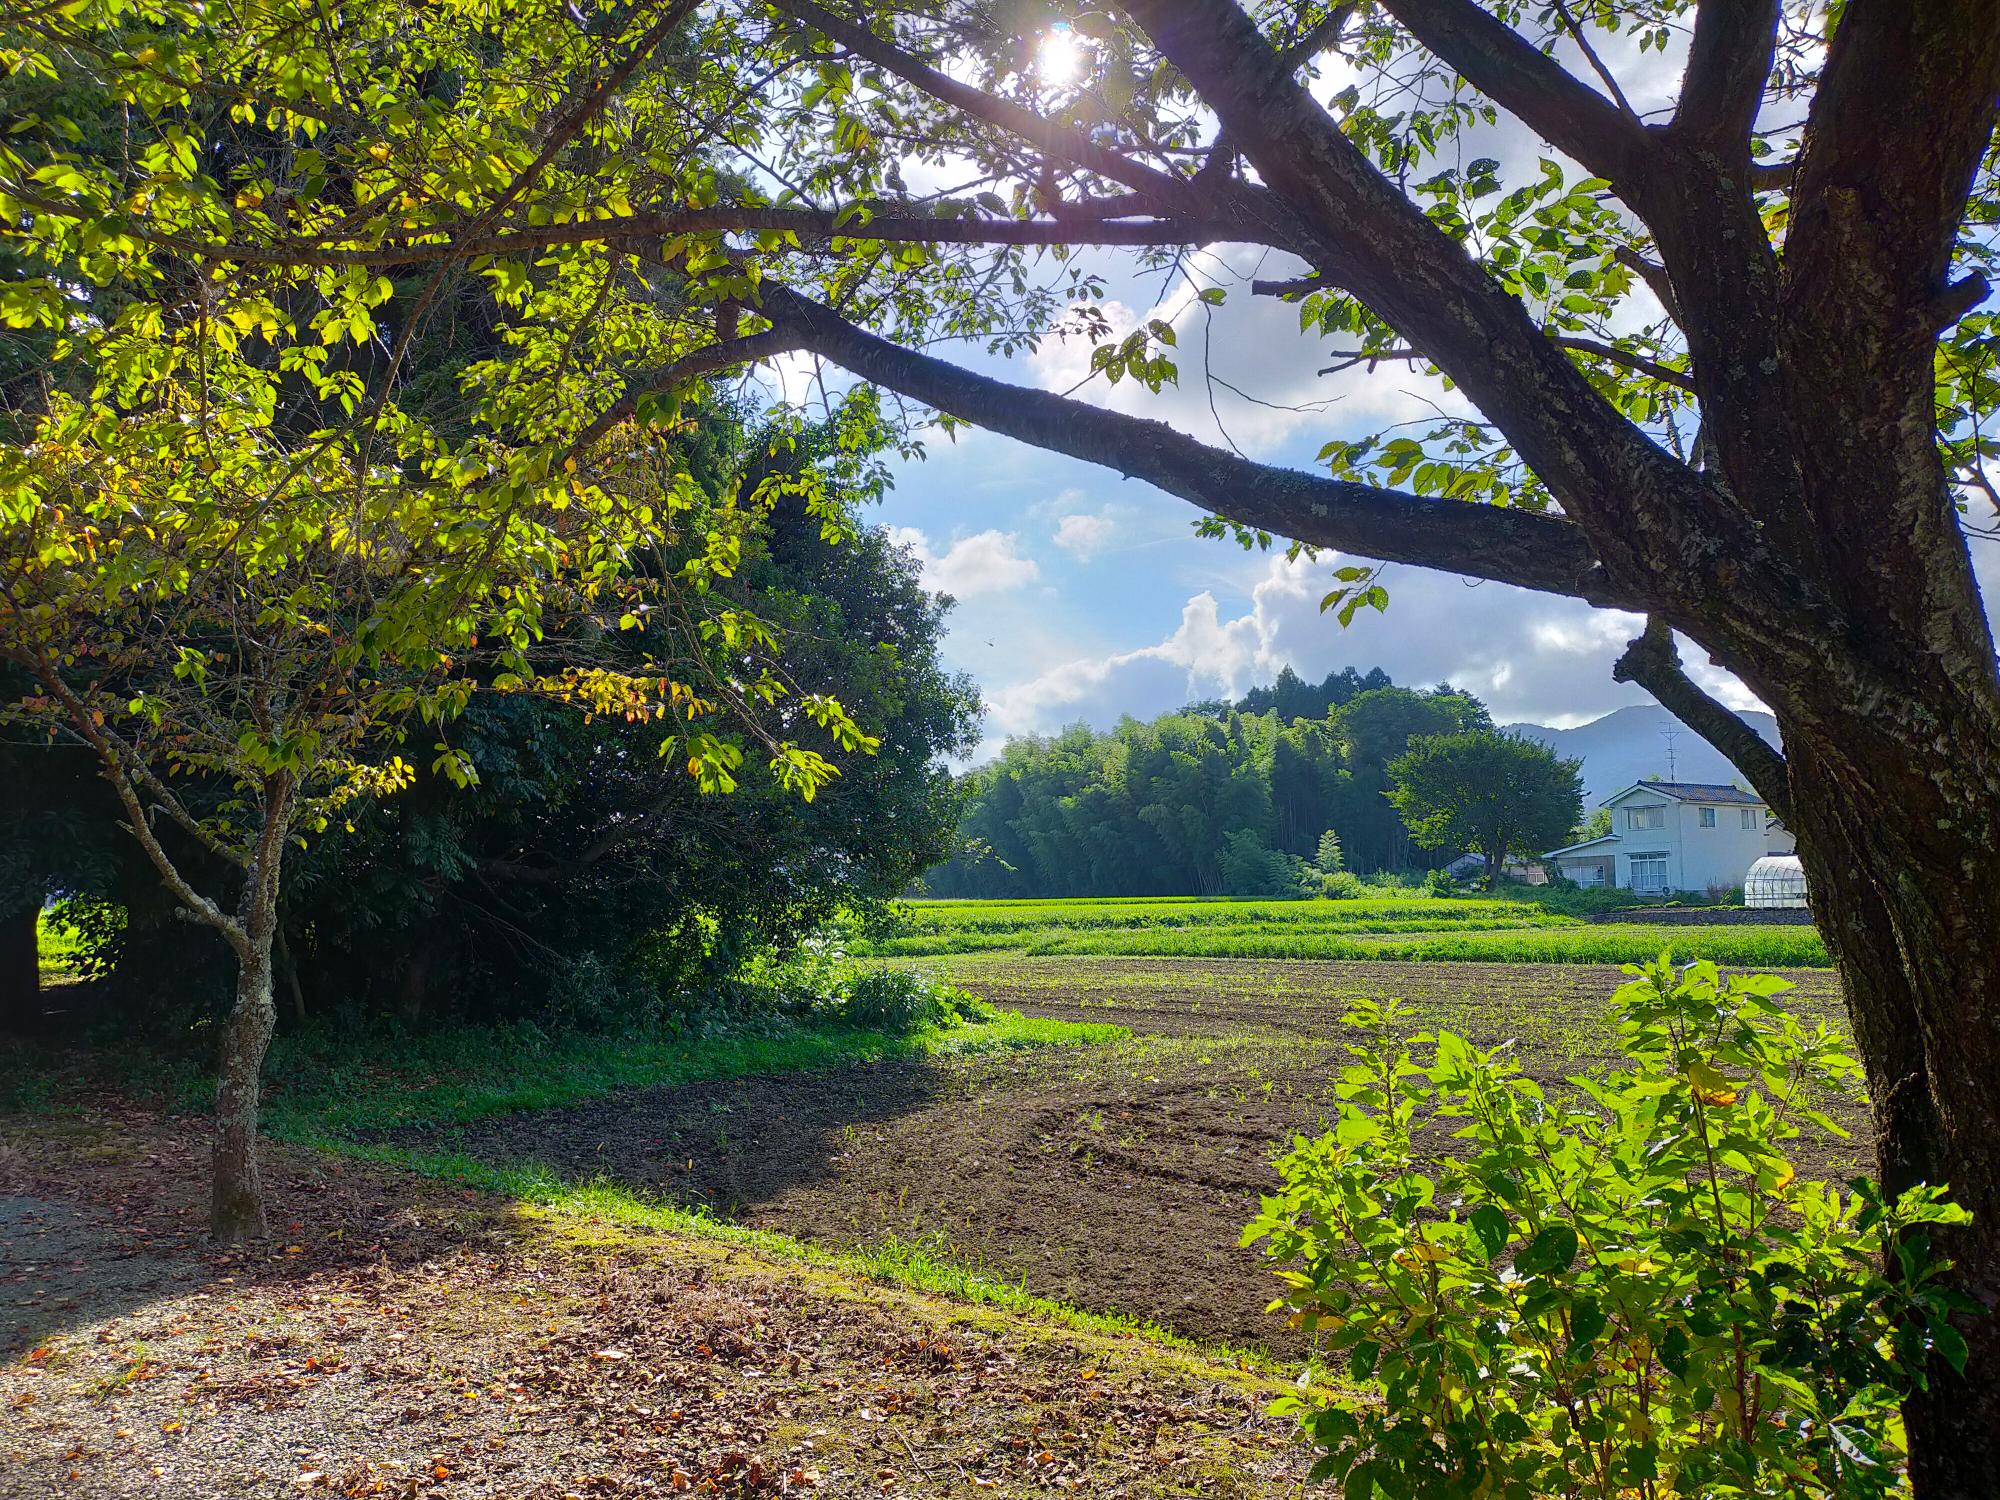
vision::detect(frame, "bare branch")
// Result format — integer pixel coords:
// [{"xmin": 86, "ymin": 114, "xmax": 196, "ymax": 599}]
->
[
  {"xmin": 768, "ymin": 0, "xmax": 1192, "ymax": 204},
  {"xmin": 571, "ymin": 327, "xmax": 804, "ymax": 452},
  {"xmin": 124, "ymin": 203, "xmax": 1238, "ymax": 270},
  {"xmin": 1548, "ymin": 0, "xmax": 1640, "ymax": 120},
  {"xmin": 7, "ymin": 650, "xmax": 247, "ymax": 949},
  {"xmin": 1252, "ymin": 274, "xmax": 1332, "ymax": 299},
  {"xmin": 1614, "ymin": 247, "xmax": 1684, "ymax": 325},
  {"xmin": 1747, "ymin": 156, "xmax": 1797, "ymax": 192},
  {"xmin": 1613, "ymin": 617, "xmax": 1791, "ymax": 822},
  {"xmin": 478, "ymin": 0, "xmax": 702, "ymax": 229},
  {"xmin": 1197, "ymin": 3, "xmax": 1359, "ymax": 185},
  {"xmin": 1933, "ymin": 272, "xmax": 1992, "ymax": 333},
  {"xmin": 1674, "ymin": 1, "xmax": 1781, "ymax": 151},
  {"xmin": 1122, "ymin": 0, "xmax": 1716, "ymax": 596},
  {"xmin": 1315, "ymin": 337, "xmax": 1695, "ymax": 392},
  {"xmin": 1551, "ymin": 336, "xmax": 1696, "ymax": 392}
]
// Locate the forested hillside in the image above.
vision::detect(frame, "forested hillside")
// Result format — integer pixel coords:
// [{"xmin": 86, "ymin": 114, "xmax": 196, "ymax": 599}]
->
[{"xmin": 923, "ymin": 679, "xmax": 1489, "ymax": 898}]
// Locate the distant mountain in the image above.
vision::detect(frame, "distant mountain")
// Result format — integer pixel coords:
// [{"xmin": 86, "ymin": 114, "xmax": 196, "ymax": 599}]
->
[{"xmin": 1504, "ymin": 704, "xmax": 1782, "ymax": 810}]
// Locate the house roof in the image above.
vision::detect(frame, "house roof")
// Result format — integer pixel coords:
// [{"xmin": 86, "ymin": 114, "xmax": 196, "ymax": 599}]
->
[
  {"xmin": 1607, "ymin": 779, "xmax": 1768, "ymax": 808},
  {"xmin": 1543, "ymin": 833, "xmax": 1621, "ymax": 859}
]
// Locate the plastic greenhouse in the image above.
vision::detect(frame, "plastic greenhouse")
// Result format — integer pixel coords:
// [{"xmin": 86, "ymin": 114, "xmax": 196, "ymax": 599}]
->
[{"xmin": 1744, "ymin": 854, "xmax": 1810, "ymax": 909}]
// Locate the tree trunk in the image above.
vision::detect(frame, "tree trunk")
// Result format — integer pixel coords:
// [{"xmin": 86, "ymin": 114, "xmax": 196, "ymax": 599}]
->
[
  {"xmin": 211, "ymin": 870, "xmax": 281, "ymax": 1244},
  {"xmin": 397, "ymin": 931, "xmax": 437, "ymax": 1028},
  {"xmin": 211, "ymin": 941, "xmax": 276, "ymax": 1242},
  {"xmin": 1779, "ymin": 719, "xmax": 2000, "ymax": 1497},
  {"xmin": 1482, "ymin": 848, "xmax": 1500, "ymax": 890},
  {"xmin": 0, "ymin": 901, "xmax": 39, "ymax": 1032}
]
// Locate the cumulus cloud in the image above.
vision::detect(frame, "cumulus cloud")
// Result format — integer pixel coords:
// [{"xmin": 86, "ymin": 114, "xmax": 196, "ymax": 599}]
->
[
  {"xmin": 888, "ymin": 525, "xmax": 1040, "ymax": 599},
  {"xmin": 1052, "ymin": 509, "xmax": 1120, "ymax": 559},
  {"xmin": 975, "ymin": 551, "xmax": 1773, "ymax": 746},
  {"xmin": 984, "ymin": 591, "xmax": 1264, "ymax": 738}
]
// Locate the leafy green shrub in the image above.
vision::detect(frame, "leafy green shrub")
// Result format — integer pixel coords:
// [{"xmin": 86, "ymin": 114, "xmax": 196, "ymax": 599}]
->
[
  {"xmin": 1421, "ymin": 867, "xmax": 1457, "ymax": 897},
  {"xmin": 542, "ymin": 950, "xmax": 659, "ymax": 1033},
  {"xmin": 1245, "ymin": 957, "xmax": 1972, "ymax": 1498},
  {"xmin": 835, "ymin": 967, "xmax": 995, "ymax": 1031},
  {"xmin": 740, "ymin": 931, "xmax": 994, "ymax": 1033},
  {"xmin": 1320, "ymin": 870, "xmax": 1370, "ymax": 899},
  {"xmin": 1220, "ymin": 829, "xmax": 1313, "ymax": 898}
]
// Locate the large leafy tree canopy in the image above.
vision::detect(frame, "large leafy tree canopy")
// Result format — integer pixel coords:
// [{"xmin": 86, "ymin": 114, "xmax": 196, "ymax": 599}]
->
[
  {"xmin": 0, "ymin": 0, "xmax": 891, "ymax": 848},
  {"xmin": 1385, "ymin": 727, "xmax": 1584, "ymax": 886},
  {"xmin": 4, "ymin": 0, "xmax": 1989, "ymax": 600}
]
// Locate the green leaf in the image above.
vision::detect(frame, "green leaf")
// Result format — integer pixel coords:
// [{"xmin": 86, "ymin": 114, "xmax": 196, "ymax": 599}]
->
[
  {"xmin": 1934, "ymin": 1321, "xmax": 1970, "ymax": 1375},
  {"xmin": 1468, "ymin": 1204, "xmax": 1509, "ymax": 1260},
  {"xmin": 1567, "ymin": 1296, "xmax": 1607, "ymax": 1350},
  {"xmin": 1515, "ymin": 1223, "xmax": 1579, "ymax": 1278}
]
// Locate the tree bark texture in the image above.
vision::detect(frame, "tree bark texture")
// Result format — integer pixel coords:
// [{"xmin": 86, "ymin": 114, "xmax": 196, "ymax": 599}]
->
[
  {"xmin": 210, "ymin": 940, "xmax": 277, "ymax": 1243},
  {"xmin": 208, "ymin": 791, "xmax": 292, "ymax": 1246},
  {"xmin": 1777, "ymin": 715, "xmax": 2000, "ymax": 1497}
]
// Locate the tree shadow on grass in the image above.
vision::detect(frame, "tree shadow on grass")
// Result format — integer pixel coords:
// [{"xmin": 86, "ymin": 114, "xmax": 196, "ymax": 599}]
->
[
  {"xmin": 374, "ymin": 1052, "xmax": 954, "ymax": 1218},
  {"xmin": 372, "ymin": 1046, "xmax": 1335, "ymax": 1355}
]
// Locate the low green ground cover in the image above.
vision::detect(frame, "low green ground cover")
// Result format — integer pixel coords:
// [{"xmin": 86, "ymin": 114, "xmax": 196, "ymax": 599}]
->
[
  {"xmin": 864, "ymin": 896, "xmax": 1829, "ymax": 967},
  {"xmin": 2, "ymin": 971, "xmax": 1125, "ymax": 1132},
  {"xmin": 873, "ymin": 894, "xmax": 1573, "ymax": 939}
]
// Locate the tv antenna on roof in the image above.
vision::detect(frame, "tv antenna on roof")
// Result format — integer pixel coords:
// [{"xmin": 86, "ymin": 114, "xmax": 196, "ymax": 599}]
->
[{"xmin": 1661, "ymin": 724, "xmax": 1681, "ymax": 784}]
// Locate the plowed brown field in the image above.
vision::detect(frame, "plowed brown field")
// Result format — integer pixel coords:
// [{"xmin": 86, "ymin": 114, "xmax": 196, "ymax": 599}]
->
[{"xmin": 389, "ymin": 958, "xmax": 1855, "ymax": 1354}]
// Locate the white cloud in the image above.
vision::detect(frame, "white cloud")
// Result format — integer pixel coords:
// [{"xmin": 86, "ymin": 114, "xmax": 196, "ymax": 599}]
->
[
  {"xmin": 983, "ymin": 590, "xmax": 1264, "ymax": 738},
  {"xmin": 888, "ymin": 525, "xmax": 1040, "ymax": 599},
  {"xmin": 974, "ymin": 550, "xmax": 1773, "ymax": 748},
  {"xmin": 1052, "ymin": 509, "xmax": 1119, "ymax": 559}
]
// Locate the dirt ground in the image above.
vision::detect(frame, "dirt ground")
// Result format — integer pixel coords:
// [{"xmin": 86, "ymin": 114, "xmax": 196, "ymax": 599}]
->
[
  {"xmin": 385, "ymin": 959, "xmax": 1861, "ymax": 1357},
  {"xmin": 1, "ymin": 1115, "xmax": 1307, "ymax": 1499},
  {"xmin": 5, "ymin": 957, "xmax": 1863, "ymax": 1496},
  {"xmin": 382, "ymin": 1041, "xmax": 1344, "ymax": 1356},
  {"xmin": 926, "ymin": 955, "xmax": 1846, "ymax": 1044}
]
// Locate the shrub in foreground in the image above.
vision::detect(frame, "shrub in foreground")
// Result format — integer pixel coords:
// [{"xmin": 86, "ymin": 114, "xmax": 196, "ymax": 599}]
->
[{"xmin": 1246, "ymin": 958, "xmax": 1971, "ymax": 1498}]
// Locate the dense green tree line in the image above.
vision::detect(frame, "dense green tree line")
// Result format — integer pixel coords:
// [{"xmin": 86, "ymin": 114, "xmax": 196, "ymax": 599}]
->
[{"xmin": 923, "ymin": 681, "xmax": 1489, "ymax": 899}]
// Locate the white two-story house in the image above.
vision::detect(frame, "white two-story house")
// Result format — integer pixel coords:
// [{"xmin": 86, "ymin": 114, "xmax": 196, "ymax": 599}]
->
[{"xmin": 1543, "ymin": 781, "xmax": 1783, "ymax": 895}]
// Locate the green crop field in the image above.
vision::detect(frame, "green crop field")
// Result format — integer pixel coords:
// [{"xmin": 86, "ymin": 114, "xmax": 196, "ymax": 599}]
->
[{"xmin": 860, "ymin": 893, "xmax": 1831, "ymax": 968}]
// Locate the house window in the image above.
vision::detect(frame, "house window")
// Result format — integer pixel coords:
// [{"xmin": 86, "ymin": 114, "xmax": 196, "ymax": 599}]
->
[
  {"xmin": 1628, "ymin": 852, "xmax": 1670, "ymax": 894},
  {"xmin": 1699, "ymin": 806, "xmax": 1717, "ymax": 828},
  {"xmin": 1742, "ymin": 808, "xmax": 1758, "ymax": 830},
  {"xmin": 1626, "ymin": 805, "xmax": 1664, "ymax": 831}
]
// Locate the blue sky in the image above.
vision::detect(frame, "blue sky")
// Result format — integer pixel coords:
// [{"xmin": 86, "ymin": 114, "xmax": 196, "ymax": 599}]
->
[
  {"xmin": 828, "ymin": 230, "xmax": 1743, "ymax": 755},
  {"xmin": 847, "ymin": 244, "xmax": 2000, "ymax": 761}
]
